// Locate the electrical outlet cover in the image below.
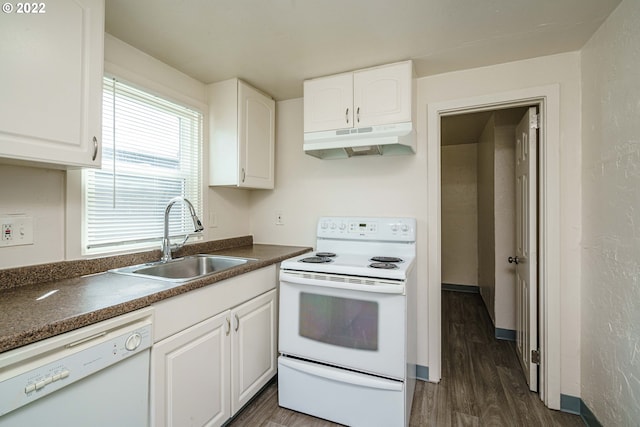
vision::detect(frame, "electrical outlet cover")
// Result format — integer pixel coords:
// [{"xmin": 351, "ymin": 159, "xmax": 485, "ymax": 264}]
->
[{"xmin": 0, "ymin": 216, "xmax": 34, "ymax": 247}]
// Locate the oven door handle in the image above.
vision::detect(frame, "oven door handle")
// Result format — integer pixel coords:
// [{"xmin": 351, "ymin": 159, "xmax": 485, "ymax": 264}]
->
[
  {"xmin": 279, "ymin": 357, "xmax": 403, "ymax": 391},
  {"xmin": 280, "ymin": 272, "xmax": 405, "ymax": 295}
]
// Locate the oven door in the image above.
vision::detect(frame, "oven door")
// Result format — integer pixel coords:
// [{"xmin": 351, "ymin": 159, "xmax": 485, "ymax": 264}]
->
[{"xmin": 279, "ymin": 270, "xmax": 406, "ymax": 380}]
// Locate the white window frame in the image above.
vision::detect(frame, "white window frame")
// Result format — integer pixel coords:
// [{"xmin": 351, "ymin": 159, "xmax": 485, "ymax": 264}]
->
[{"xmin": 66, "ymin": 68, "xmax": 208, "ymax": 259}]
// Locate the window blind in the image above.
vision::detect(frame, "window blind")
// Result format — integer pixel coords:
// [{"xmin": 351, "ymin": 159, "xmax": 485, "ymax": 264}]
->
[{"xmin": 85, "ymin": 77, "xmax": 203, "ymax": 251}]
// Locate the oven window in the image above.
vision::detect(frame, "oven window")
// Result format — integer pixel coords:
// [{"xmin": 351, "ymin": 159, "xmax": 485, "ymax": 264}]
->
[{"xmin": 299, "ymin": 293, "xmax": 378, "ymax": 351}]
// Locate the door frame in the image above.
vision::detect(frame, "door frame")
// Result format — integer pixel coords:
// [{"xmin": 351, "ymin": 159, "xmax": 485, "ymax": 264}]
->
[{"xmin": 426, "ymin": 84, "xmax": 560, "ymax": 409}]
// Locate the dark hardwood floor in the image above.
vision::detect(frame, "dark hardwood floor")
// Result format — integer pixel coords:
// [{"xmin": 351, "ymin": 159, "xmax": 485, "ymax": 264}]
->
[{"xmin": 228, "ymin": 290, "xmax": 584, "ymax": 427}]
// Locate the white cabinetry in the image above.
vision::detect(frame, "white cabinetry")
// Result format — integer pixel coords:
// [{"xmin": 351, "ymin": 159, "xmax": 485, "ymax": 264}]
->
[
  {"xmin": 231, "ymin": 290, "xmax": 277, "ymax": 413},
  {"xmin": 208, "ymin": 79, "xmax": 275, "ymax": 189},
  {"xmin": 151, "ymin": 266, "xmax": 277, "ymax": 427},
  {"xmin": 304, "ymin": 61, "xmax": 413, "ymax": 133},
  {"xmin": 0, "ymin": 0, "xmax": 104, "ymax": 169},
  {"xmin": 152, "ymin": 311, "xmax": 230, "ymax": 427}
]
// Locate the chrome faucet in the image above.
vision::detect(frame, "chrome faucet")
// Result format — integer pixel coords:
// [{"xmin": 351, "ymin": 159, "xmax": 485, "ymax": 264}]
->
[{"xmin": 161, "ymin": 196, "xmax": 204, "ymax": 262}]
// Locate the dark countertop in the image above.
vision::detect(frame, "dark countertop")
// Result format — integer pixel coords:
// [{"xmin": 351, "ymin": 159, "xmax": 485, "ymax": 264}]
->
[{"xmin": 0, "ymin": 239, "xmax": 311, "ymax": 354}]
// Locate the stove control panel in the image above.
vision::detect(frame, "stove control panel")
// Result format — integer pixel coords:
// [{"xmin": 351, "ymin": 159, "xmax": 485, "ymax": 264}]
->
[{"xmin": 318, "ymin": 217, "xmax": 416, "ymax": 241}]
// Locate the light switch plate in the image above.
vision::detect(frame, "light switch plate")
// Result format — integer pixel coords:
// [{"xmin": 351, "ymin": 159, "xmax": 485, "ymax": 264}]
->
[
  {"xmin": 0, "ymin": 215, "xmax": 34, "ymax": 247},
  {"xmin": 208, "ymin": 212, "xmax": 218, "ymax": 228}
]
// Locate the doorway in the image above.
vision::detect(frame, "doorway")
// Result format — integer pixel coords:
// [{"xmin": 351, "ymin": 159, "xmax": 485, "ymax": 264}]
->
[
  {"xmin": 440, "ymin": 106, "xmax": 536, "ymax": 389},
  {"xmin": 425, "ymin": 84, "xmax": 561, "ymax": 409}
]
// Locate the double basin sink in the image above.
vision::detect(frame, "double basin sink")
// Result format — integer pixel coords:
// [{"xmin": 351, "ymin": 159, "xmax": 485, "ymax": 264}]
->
[{"xmin": 111, "ymin": 254, "xmax": 256, "ymax": 283}]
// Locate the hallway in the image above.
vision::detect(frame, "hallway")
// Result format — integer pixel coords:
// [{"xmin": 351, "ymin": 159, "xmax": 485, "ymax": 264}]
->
[
  {"xmin": 228, "ymin": 291, "xmax": 584, "ymax": 426},
  {"xmin": 409, "ymin": 290, "xmax": 583, "ymax": 426}
]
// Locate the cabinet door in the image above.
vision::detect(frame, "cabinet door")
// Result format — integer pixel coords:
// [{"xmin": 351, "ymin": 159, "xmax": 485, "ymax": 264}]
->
[
  {"xmin": 0, "ymin": 0, "xmax": 103, "ymax": 168},
  {"xmin": 151, "ymin": 311, "xmax": 231, "ymax": 427},
  {"xmin": 353, "ymin": 61, "xmax": 412, "ymax": 127},
  {"xmin": 303, "ymin": 73, "xmax": 353, "ymax": 132},
  {"xmin": 238, "ymin": 81, "xmax": 275, "ymax": 189},
  {"xmin": 231, "ymin": 289, "xmax": 277, "ymax": 414}
]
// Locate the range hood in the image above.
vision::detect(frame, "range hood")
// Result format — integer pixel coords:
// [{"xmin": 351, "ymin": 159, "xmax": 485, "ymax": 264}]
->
[{"xmin": 303, "ymin": 122, "xmax": 415, "ymax": 160}]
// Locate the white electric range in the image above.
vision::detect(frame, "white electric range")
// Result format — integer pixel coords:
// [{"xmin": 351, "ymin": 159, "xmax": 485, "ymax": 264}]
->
[{"xmin": 278, "ymin": 216, "xmax": 417, "ymax": 427}]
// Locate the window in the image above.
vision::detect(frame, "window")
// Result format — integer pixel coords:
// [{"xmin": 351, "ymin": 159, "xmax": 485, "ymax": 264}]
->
[{"xmin": 84, "ymin": 77, "xmax": 203, "ymax": 252}]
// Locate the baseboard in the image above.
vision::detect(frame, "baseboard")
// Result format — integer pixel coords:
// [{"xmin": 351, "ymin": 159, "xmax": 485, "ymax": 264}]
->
[
  {"xmin": 560, "ymin": 394, "xmax": 581, "ymax": 415},
  {"xmin": 559, "ymin": 394, "xmax": 603, "ymax": 427},
  {"xmin": 580, "ymin": 399, "xmax": 604, "ymax": 427},
  {"xmin": 495, "ymin": 327, "xmax": 516, "ymax": 341},
  {"xmin": 441, "ymin": 283, "xmax": 479, "ymax": 293},
  {"xmin": 416, "ymin": 364, "xmax": 429, "ymax": 381}
]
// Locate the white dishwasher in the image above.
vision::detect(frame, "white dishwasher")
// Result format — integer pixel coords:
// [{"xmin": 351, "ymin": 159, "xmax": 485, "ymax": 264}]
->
[{"xmin": 0, "ymin": 307, "xmax": 153, "ymax": 426}]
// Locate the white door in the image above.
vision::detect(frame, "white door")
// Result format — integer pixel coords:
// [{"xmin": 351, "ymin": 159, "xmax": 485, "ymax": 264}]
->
[
  {"xmin": 231, "ymin": 289, "xmax": 277, "ymax": 414},
  {"xmin": 238, "ymin": 81, "xmax": 275, "ymax": 189},
  {"xmin": 514, "ymin": 107, "xmax": 538, "ymax": 391},
  {"xmin": 0, "ymin": 0, "xmax": 103, "ymax": 168},
  {"xmin": 151, "ymin": 311, "xmax": 230, "ymax": 427},
  {"xmin": 353, "ymin": 61, "xmax": 412, "ymax": 127},
  {"xmin": 303, "ymin": 73, "xmax": 353, "ymax": 132}
]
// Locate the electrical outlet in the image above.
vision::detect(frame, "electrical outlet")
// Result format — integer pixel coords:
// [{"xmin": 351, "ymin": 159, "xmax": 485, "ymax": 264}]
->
[
  {"xmin": 0, "ymin": 215, "xmax": 34, "ymax": 247},
  {"xmin": 2, "ymin": 223, "xmax": 12, "ymax": 241},
  {"xmin": 276, "ymin": 211, "xmax": 284, "ymax": 226}
]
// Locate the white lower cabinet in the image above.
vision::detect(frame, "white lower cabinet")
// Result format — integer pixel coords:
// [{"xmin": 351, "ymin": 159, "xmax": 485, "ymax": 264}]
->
[
  {"xmin": 152, "ymin": 311, "xmax": 230, "ymax": 427},
  {"xmin": 231, "ymin": 290, "xmax": 277, "ymax": 413},
  {"xmin": 151, "ymin": 266, "xmax": 278, "ymax": 427}
]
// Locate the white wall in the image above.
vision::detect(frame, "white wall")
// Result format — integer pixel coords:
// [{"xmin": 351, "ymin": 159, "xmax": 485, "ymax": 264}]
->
[
  {"xmin": 442, "ymin": 112, "xmax": 516, "ymax": 331},
  {"xmin": 441, "ymin": 143, "xmax": 478, "ymax": 286},
  {"xmin": 0, "ymin": 165, "xmax": 65, "ymax": 268},
  {"xmin": 477, "ymin": 115, "xmax": 496, "ymax": 322},
  {"xmin": 250, "ymin": 52, "xmax": 582, "ymax": 395},
  {"xmin": 420, "ymin": 53, "xmax": 581, "ymax": 395},
  {"xmin": 102, "ymin": 34, "xmax": 252, "ymax": 244},
  {"xmin": 442, "ymin": 114, "xmax": 516, "ymax": 331},
  {"xmin": 249, "ymin": 98, "xmax": 425, "ymax": 248},
  {"xmin": 0, "ymin": 33, "xmax": 584, "ymax": 398},
  {"xmin": 249, "ymin": 96, "xmax": 429, "ymax": 371},
  {"xmin": 0, "ymin": 34, "xmax": 251, "ymax": 269},
  {"xmin": 493, "ymin": 115, "xmax": 517, "ymax": 331},
  {"xmin": 581, "ymin": 0, "xmax": 640, "ymax": 424}
]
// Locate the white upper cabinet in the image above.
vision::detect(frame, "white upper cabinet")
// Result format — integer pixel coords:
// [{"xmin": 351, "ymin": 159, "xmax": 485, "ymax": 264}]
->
[
  {"xmin": 208, "ymin": 79, "xmax": 275, "ymax": 189},
  {"xmin": 304, "ymin": 61, "xmax": 413, "ymax": 133},
  {"xmin": 353, "ymin": 62, "xmax": 413, "ymax": 127},
  {"xmin": 303, "ymin": 73, "xmax": 354, "ymax": 132},
  {"xmin": 0, "ymin": 0, "xmax": 104, "ymax": 169}
]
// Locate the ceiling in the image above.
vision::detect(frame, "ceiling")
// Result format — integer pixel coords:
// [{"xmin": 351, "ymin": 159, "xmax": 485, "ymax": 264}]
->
[
  {"xmin": 441, "ymin": 107, "xmax": 528, "ymax": 146},
  {"xmin": 105, "ymin": 0, "xmax": 620, "ymax": 101},
  {"xmin": 441, "ymin": 111, "xmax": 494, "ymax": 146}
]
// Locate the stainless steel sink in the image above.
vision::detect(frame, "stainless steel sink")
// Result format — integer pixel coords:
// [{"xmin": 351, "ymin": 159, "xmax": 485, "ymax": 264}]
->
[{"xmin": 110, "ymin": 255, "xmax": 255, "ymax": 283}]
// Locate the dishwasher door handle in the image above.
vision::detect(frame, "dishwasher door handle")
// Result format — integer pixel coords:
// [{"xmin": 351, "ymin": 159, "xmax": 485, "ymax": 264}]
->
[{"xmin": 66, "ymin": 332, "xmax": 108, "ymax": 348}]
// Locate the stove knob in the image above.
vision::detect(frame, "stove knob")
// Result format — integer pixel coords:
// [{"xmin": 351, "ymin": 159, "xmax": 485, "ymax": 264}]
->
[
  {"xmin": 391, "ymin": 224, "xmax": 399, "ymax": 232},
  {"xmin": 339, "ymin": 223, "xmax": 346, "ymax": 231},
  {"xmin": 321, "ymin": 222, "xmax": 328, "ymax": 229},
  {"xmin": 401, "ymin": 224, "xmax": 409, "ymax": 232},
  {"xmin": 330, "ymin": 223, "xmax": 337, "ymax": 230}
]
